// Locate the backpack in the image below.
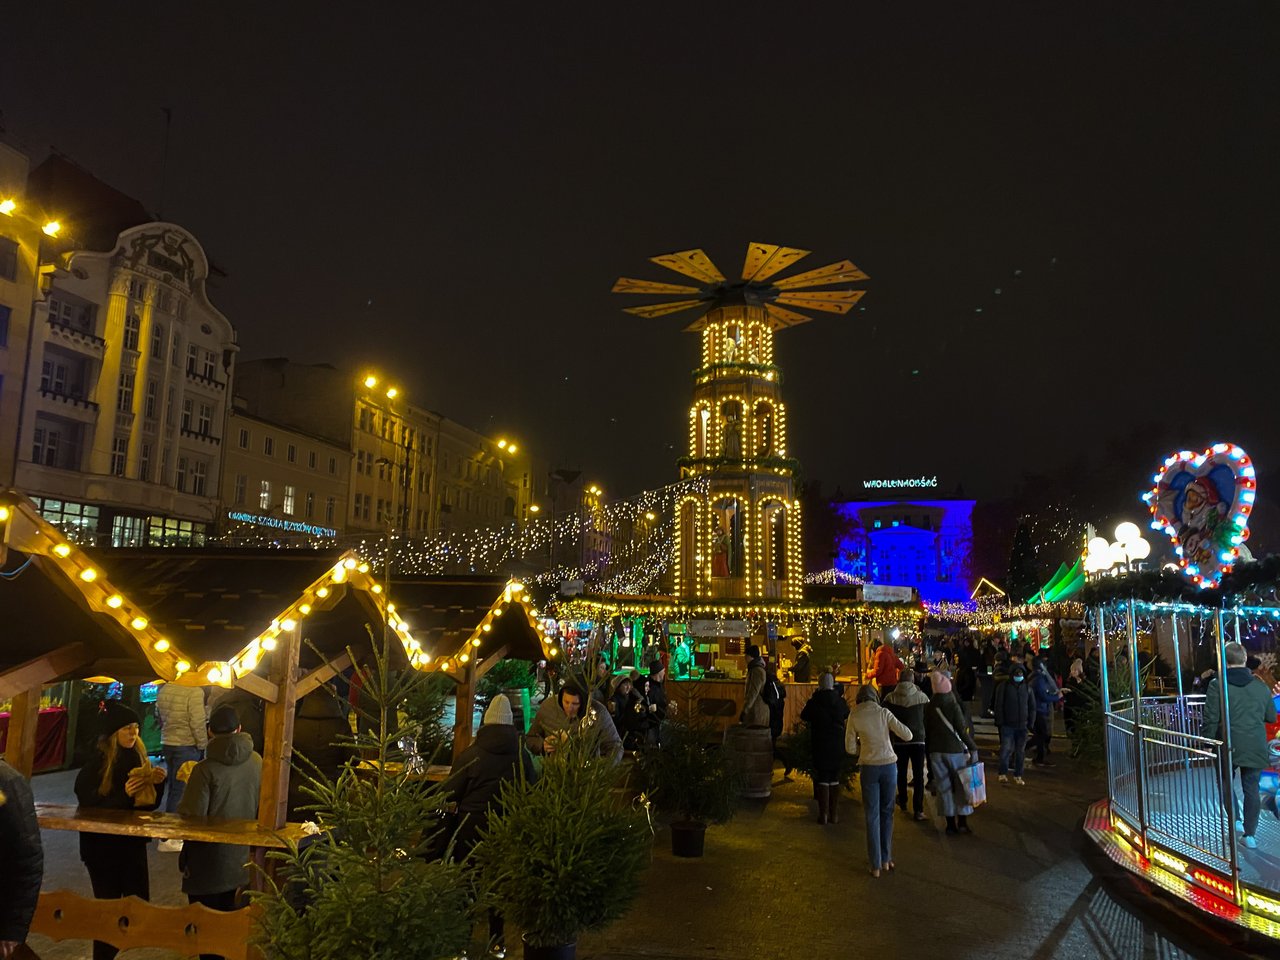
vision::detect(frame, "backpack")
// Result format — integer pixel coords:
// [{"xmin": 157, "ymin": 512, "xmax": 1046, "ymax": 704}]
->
[{"xmin": 761, "ymin": 679, "xmax": 780, "ymax": 707}]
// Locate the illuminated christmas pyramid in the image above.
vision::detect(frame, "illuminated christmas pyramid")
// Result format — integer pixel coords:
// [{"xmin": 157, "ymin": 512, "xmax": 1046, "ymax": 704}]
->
[{"xmin": 614, "ymin": 243, "xmax": 868, "ymax": 602}]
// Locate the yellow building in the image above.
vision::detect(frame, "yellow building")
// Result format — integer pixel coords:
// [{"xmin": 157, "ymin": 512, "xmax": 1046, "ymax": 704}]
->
[
  {"xmin": 220, "ymin": 402, "xmax": 350, "ymax": 539},
  {"xmin": 0, "ymin": 143, "xmax": 42, "ymax": 486}
]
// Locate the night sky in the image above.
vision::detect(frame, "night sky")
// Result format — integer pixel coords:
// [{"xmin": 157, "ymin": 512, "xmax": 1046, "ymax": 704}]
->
[{"xmin": 4, "ymin": 4, "xmax": 1278, "ymax": 519}]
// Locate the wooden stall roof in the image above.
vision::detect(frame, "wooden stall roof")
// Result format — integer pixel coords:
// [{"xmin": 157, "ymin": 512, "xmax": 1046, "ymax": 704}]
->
[{"xmin": 388, "ymin": 575, "xmax": 554, "ymax": 676}]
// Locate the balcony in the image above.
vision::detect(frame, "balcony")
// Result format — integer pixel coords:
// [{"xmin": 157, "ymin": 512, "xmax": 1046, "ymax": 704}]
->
[
  {"xmin": 37, "ymin": 387, "xmax": 100, "ymax": 423},
  {"xmin": 184, "ymin": 369, "xmax": 226, "ymax": 390},
  {"xmin": 180, "ymin": 426, "xmax": 221, "ymax": 446},
  {"xmin": 46, "ymin": 318, "xmax": 107, "ymax": 354}
]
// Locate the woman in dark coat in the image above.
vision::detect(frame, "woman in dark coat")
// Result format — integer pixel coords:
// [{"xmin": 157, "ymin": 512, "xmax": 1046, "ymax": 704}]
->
[
  {"xmin": 609, "ymin": 676, "xmax": 647, "ymax": 750},
  {"xmin": 442, "ymin": 695, "xmax": 537, "ymax": 956},
  {"xmin": 288, "ymin": 687, "xmax": 354, "ymax": 819},
  {"xmin": 799, "ymin": 673, "xmax": 850, "ymax": 824},
  {"xmin": 74, "ymin": 701, "xmax": 167, "ymax": 960}
]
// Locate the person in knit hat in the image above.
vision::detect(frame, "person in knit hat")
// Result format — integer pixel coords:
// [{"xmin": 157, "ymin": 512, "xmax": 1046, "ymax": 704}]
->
[
  {"xmin": 442, "ymin": 694, "xmax": 537, "ymax": 956},
  {"xmin": 73, "ymin": 701, "xmax": 167, "ymax": 960},
  {"xmin": 925, "ymin": 671, "xmax": 980, "ymax": 835}
]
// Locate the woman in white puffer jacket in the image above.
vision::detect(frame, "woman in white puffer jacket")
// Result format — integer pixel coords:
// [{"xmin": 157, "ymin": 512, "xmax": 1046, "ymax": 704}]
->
[{"xmin": 845, "ymin": 684, "xmax": 912, "ymax": 877}]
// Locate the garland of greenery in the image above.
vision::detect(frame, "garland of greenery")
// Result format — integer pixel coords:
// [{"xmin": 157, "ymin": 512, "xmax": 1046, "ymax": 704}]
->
[{"xmin": 1077, "ymin": 555, "xmax": 1280, "ymax": 608}]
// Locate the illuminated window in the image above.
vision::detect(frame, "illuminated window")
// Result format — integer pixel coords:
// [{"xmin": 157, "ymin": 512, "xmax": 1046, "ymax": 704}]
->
[
  {"xmin": 283, "ymin": 485, "xmax": 296, "ymax": 515},
  {"xmin": 259, "ymin": 480, "xmax": 271, "ymax": 510}
]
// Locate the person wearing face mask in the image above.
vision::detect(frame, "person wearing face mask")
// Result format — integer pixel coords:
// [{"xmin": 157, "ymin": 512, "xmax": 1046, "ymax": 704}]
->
[{"xmin": 993, "ymin": 663, "xmax": 1035, "ymax": 785}]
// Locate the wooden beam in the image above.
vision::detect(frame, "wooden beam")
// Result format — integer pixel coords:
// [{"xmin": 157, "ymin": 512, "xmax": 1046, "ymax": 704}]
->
[
  {"xmin": 294, "ymin": 650, "xmax": 353, "ymax": 701},
  {"xmin": 234, "ymin": 671, "xmax": 279, "ymax": 704},
  {"xmin": 473, "ymin": 644, "xmax": 510, "ymax": 682},
  {"xmin": 35, "ymin": 803, "xmax": 311, "ymax": 848},
  {"xmin": 451, "ymin": 660, "xmax": 477, "ymax": 765},
  {"xmin": 4, "ymin": 686, "xmax": 40, "ymax": 776},
  {"xmin": 258, "ymin": 625, "xmax": 300, "ymax": 831},
  {"xmin": 0, "ymin": 642, "xmax": 92, "ymax": 700},
  {"xmin": 31, "ymin": 890, "xmax": 261, "ymax": 959}
]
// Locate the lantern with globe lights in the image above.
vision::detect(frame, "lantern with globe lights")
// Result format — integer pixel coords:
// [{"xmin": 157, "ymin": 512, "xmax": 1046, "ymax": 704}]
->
[{"xmin": 1083, "ymin": 522, "xmax": 1151, "ymax": 579}]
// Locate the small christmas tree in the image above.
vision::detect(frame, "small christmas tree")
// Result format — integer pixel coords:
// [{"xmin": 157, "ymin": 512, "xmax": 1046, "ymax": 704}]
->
[{"xmin": 251, "ymin": 646, "xmax": 472, "ymax": 960}]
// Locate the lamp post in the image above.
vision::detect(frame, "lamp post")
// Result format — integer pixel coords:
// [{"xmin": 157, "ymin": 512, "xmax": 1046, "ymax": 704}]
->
[{"xmin": 1084, "ymin": 522, "xmax": 1151, "ymax": 579}]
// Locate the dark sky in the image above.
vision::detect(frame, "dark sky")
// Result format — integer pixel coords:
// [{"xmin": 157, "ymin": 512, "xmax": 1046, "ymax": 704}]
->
[{"xmin": 4, "ymin": 3, "xmax": 1278, "ymax": 512}]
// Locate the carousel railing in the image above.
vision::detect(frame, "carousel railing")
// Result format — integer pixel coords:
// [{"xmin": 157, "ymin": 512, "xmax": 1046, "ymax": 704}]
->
[{"xmin": 1105, "ymin": 694, "xmax": 1236, "ymax": 880}]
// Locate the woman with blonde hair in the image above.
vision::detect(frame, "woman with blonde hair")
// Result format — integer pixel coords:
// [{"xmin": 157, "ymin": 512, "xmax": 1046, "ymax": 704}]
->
[
  {"xmin": 845, "ymin": 684, "xmax": 912, "ymax": 877},
  {"xmin": 73, "ymin": 701, "xmax": 167, "ymax": 960}
]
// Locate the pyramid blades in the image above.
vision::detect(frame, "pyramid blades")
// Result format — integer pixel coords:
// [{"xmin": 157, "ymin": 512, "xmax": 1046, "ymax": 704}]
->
[
  {"xmin": 742, "ymin": 242, "xmax": 810, "ymax": 282},
  {"xmin": 623, "ymin": 299, "xmax": 708, "ymax": 319},
  {"xmin": 773, "ymin": 259, "xmax": 869, "ymax": 289},
  {"xmin": 651, "ymin": 249, "xmax": 726, "ymax": 284},
  {"xmin": 776, "ymin": 290, "xmax": 866, "ymax": 314},
  {"xmin": 765, "ymin": 303, "xmax": 812, "ymax": 328},
  {"xmin": 612, "ymin": 277, "xmax": 702, "ymax": 296}
]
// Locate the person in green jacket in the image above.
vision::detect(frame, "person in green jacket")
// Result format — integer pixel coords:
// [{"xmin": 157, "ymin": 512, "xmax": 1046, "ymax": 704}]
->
[
  {"xmin": 177, "ymin": 704, "xmax": 263, "ymax": 958},
  {"xmin": 1202, "ymin": 642, "xmax": 1278, "ymax": 849}
]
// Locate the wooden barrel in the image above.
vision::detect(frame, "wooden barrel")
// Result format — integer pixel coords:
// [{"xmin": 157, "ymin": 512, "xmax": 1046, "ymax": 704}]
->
[{"xmin": 723, "ymin": 725, "xmax": 773, "ymax": 799}]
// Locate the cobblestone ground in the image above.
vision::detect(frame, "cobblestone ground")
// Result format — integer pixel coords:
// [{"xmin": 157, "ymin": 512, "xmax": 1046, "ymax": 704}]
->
[{"xmin": 27, "ymin": 748, "xmax": 1268, "ymax": 959}]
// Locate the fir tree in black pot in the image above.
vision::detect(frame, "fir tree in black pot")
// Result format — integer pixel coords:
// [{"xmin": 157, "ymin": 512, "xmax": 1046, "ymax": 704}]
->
[
  {"xmin": 475, "ymin": 719, "xmax": 651, "ymax": 959},
  {"xmin": 636, "ymin": 716, "xmax": 740, "ymax": 857}
]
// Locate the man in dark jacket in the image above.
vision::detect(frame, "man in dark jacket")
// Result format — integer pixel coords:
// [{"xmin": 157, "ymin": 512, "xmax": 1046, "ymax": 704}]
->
[
  {"xmin": 993, "ymin": 663, "xmax": 1035, "ymax": 785},
  {"xmin": 799, "ymin": 673, "xmax": 850, "ymax": 824},
  {"xmin": 1203, "ymin": 642, "xmax": 1278, "ymax": 848},
  {"xmin": 883, "ymin": 666, "xmax": 929, "ymax": 819},
  {"xmin": 527, "ymin": 683, "xmax": 623, "ymax": 764},
  {"xmin": 0, "ymin": 758, "xmax": 43, "ymax": 958},
  {"xmin": 1029, "ymin": 658, "xmax": 1062, "ymax": 767},
  {"xmin": 178, "ymin": 704, "xmax": 262, "ymax": 957}
]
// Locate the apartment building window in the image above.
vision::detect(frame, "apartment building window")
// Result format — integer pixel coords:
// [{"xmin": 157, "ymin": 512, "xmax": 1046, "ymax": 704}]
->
[
  {"xmin": 191, "ymin": 461, "xmax": 208, "ymax": 496},
  {"xmin": 259, "ymin": 480, "xmax": 271, "ymax": 510},
  {"xmin": 128, "ymin": 277, "xmax": 147, "ymax": 300},
  {"xmin": 197, "ymin": 402, "xmax": 213, "ymax": 435},
  {"xmin": 181, "ymin": 398, "xmax": 193, "ymax": 430},
  {"xmin": 144, "ymin": 380, "xmax": 158, "ymax": 419},
  {"xmin": 376, "ymin": 498, "xmax": 385, "ymax": 524},
  {"xmin": 305, "ymin": 491, "xmax": 315, "ymax": 518},
  {"xmin": 160, "ymin": 447, "xmax": 169, "ymax": 484},
  {"xmin": 41, "ymin": 359, "xmax": 68, "ymax": 394},
  {"xmin": 113, "ymin": 438, "xmax": 130, "ymax": 478},
  {"xmin": 238, "ymin": 427, "xmax": 249, "ymax": 449},
  {"xmin": 234, "ymin": 474, "xmax": 246, "ymax": 505},
  {"xmin": 264, "ymin": 436, "xmax": 274, "ymax": 456},
  {"xmin": 308, "ymin": 450, "xmax": 316, "ymax": 469},
  {"xmin": 287, "ymin": 443, "xmax": 297, "ymax": 463},
  {"xmin": 0, "ymin": 237, "xmax": 17, "ymax": 281},
  {"xmin": 329, "ymin": 455, "xmax": 337, "ymax": 475},
  {"xmin": 353, "ymin": 497, "xmax": 361, "ymax": 520},
  {"xmin": 124, "ymin": 314, "xmax": 141, "ymax": 351},
  {"xmin": 117, "ymin": 372, "xmax": 134, "ymax": 412},
  {"xmin": 202, "ymin": 350, "xmax": 217, "ymax": 380},
  {"xmin": 155, "ymin": 287, "xmax": 173, "ymax": 312},
  {"xmin": 151, "ymin": 321, "xmax": 164, "ymax": 356},
  {"xmin": 171, "ymin": 337, "xmax": 181, "ymax": 367},
  {"xmin": 175, "ymin": 455, "xmax": 187, "ymax": 490},
  {"xmin": 139, "ymin": 443, "xmax": 151, "ymax": 480},
  {"xmin": 355, "ymin": 450, "xmax": 366, "ymax": 475},
  {"xmin": 283, "ymin": 485, "xmax": 296, "ymax": 515},
  {"xmin": 0, "ymin": 304, "xmax": 9, "ymax": 346},
  {"xmin": 166, "ymin": 387, "xmax": 176, "ymax": 426},
  {"xmin": 32, "ymin": 427, "xmax": 60, "ymax": 466},
  {"xmin": 186, "ymin": 344, "xmax": 199, "ymax": 373},
  {"xmin": 326, "ymin": 497, "xmax": 335, "ymax": 524}
]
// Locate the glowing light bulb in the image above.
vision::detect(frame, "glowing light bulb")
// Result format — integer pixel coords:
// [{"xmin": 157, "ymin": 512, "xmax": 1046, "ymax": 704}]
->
[
  {"xmin": 316, "ymin": 586, "xmax": 330, "ymax": 598},
  {"xmin": 79, "ymin": 567, "xmax": 97, "ymax": 582},
  {"xmin": 0, "ymin": 199, "xmax": 14, "ymax": 215},
  {"xmin": 472, "ymin": 638, "xmax": 482, "ymax": 646},
  {"xmin": 106, "ymin": 594, "xmax": 123, "ymax": 608},
  {"xmin": 261, "ymin": 636, "xmax": 278, "ymax": 651},
  {"xmin": 299, "ymin": 604, "xmax": 312, "ymax": 615},
  {"xmin": 153, "ymin": 638, "xmax": 170, "ymax": 652},
  {"xmin": 343, "ymin": 558, "xmax": 357, "ymax": 570},
  {"xmin": 482, "ymin": 623, "xmax": 492, "ymax": 632},
  {"xmin": 52, "ymin": 543, "xmax": 72, "ymax": 558},
  {"xmin": 0, "ymin": 505, "xmax": 10, "ymax": 521},
  {"xmin": 385, "ymin": 387, "xmax": 398, "ymax": 399},
  {"xmin": 364, "ymin": 375, "xmax": 378, "ymax": 388},
  {"xmin": 175, "ymin": 660, "xmax": 190, "ymax": 674},
  {"xmin": 372, "ymin": 584, "xmax": 382, "ymax": 594},
  {"xmin": 281, "ymin": 618, "xmax": 297, "ymax": 631},
  {"xmin": 42, "ymin": 220, "xmax": 61, "ymax": 237},
  {"xmin": 207, "ymin": 667, "xmax": 223, "ymax": 684},
  {"xmin": 358, "ymin": 563, "xmax": 370, "ymax": 573},
  {"xmin": 131, "ymin": 616, "xmax": 148, "ymax": 630}
]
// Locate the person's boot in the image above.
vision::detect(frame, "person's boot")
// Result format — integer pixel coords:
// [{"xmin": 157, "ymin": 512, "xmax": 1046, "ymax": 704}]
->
[
  {"xmin": 816, "ymin": 785, "xmax": 830, "ymax": 824},
  {"xmin": 828, "ymin": 786, "xmax": 840, "ymax": 824}
]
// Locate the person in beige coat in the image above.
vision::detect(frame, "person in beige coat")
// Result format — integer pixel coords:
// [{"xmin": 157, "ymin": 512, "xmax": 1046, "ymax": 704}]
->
[
  {"xmin": 846, "ymin": 684, "xmax": 912, "ymax": 877},
  {"xmin": 740, "ymin": 645, "xmax": 770, "ymax": 727}
]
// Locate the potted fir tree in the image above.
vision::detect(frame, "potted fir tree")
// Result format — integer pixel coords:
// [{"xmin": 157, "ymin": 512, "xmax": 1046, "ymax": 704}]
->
[
  {"xmin": 475, "ymin": 721, "xmax": 651, "ymax": 960},
  {"xmin": 636, "ymin": 716, "xmax": 740, "ymax": 857}
]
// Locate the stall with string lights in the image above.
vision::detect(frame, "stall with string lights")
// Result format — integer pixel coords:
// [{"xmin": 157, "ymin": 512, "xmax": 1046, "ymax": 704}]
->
[{"xmin": 1082, "ymin": 443, "xmax": 1280, "ymax": 941}]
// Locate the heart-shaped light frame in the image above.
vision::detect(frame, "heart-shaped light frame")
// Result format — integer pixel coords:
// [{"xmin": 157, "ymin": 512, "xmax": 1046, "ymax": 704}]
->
[{"xmin": 1142, "ymin": 442, "xmax": 1256, "ymax": 589}]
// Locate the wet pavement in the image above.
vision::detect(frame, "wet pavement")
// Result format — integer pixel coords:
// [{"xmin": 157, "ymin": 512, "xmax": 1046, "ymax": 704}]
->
[{"xmin": 26, "ymin": 748, "xmax": 1269, "ymax": 959}]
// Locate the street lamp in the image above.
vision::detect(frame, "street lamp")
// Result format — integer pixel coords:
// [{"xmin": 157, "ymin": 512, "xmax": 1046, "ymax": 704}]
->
[{"xmin": 1085, "ymin": 522, "xmax": 1151, "ymax": 578}]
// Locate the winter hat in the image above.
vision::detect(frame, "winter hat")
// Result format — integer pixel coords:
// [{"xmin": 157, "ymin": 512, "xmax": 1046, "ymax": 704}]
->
[
  {"xmin": 931, "ymin": 672, "xmax": 953, "ymax": 695},
  {"xmin": 209, "ymin": 704, "xmax": 241, "ymax": 734},
  {"xmin": 483, "ymin": 694, "xmax": 513, "ymax": 726},
  {"xmin": 100, "ymin": 700, "xmax": 140, "ymax": 736}
]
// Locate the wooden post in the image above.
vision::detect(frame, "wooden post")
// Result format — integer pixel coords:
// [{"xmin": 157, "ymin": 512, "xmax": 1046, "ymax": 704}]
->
[
  {"xmin": 258, "ymin": 625, "xmax": 300, "ymax": 831},
  {"xmin": 5, "ymin": 685, "xmax": 41, "ymax": 776},
  {"xmin": 451, "ymin": 660, "xmax": 477, "ymax": 764}
]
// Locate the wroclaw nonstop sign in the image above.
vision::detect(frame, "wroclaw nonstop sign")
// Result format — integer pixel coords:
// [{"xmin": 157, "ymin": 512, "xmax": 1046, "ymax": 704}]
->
[
  {"xmin": 861, "ymin": 476, "xmax": 939, "ymax": 490},
  {"xmin": 226, "ymin": 511, "xmax": 337, "ymax": 538}
]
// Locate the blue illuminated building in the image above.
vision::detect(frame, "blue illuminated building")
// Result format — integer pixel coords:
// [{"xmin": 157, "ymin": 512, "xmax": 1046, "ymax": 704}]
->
[{"xmin": 833, "ymin": 498, "xmax": 976, "ymax": 604}]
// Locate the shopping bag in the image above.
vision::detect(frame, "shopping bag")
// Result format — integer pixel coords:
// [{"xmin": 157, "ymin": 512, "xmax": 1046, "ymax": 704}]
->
[{"xmin": 958, "ymin": 761, "xmax": 987, "ymax": 808}]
